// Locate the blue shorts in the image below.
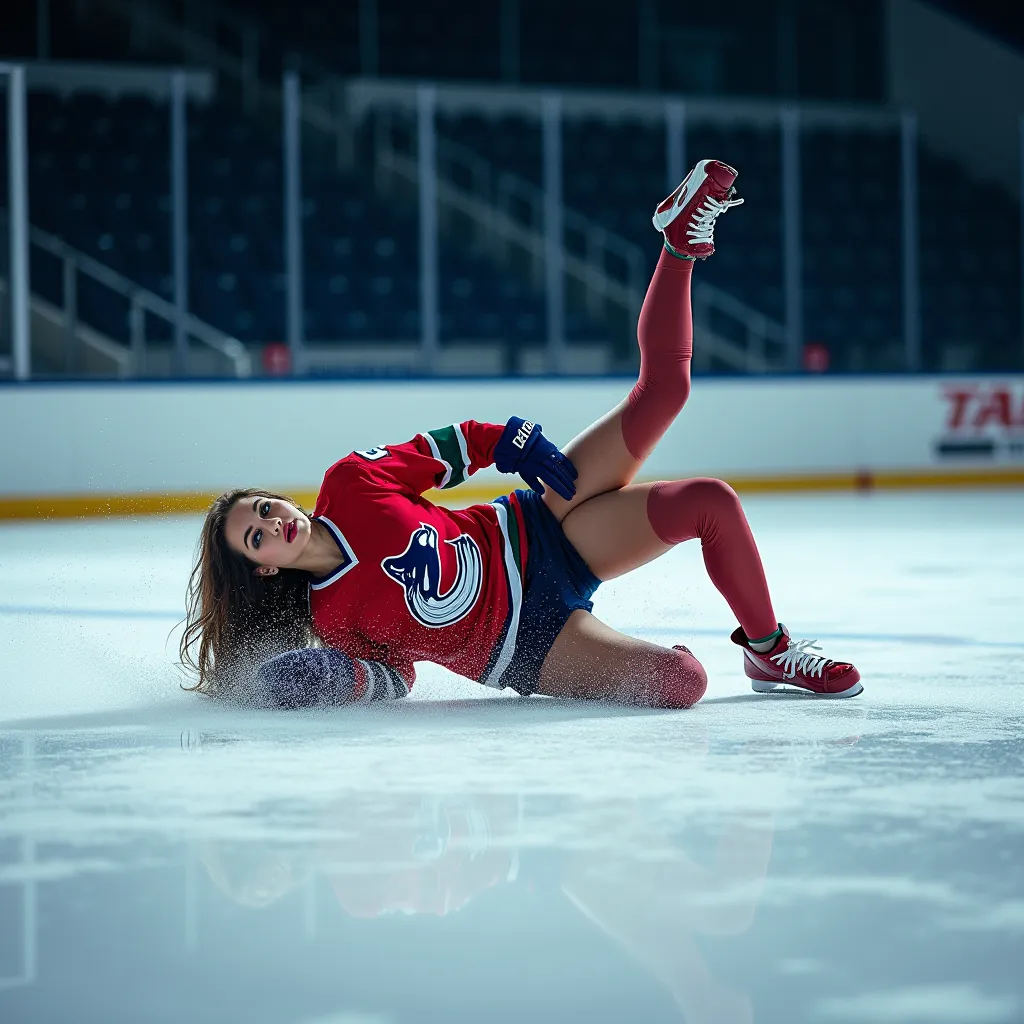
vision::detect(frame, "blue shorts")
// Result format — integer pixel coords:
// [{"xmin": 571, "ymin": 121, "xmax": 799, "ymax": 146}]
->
[{"xmin": 494, "ymin": 488, "xmax": 602, "ymax": 696}]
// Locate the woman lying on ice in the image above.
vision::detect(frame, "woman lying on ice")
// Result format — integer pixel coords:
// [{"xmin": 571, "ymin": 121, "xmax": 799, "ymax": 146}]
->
[{"xmin": 180, "ymin": 159, "xmax": 862, "ymax": 709}]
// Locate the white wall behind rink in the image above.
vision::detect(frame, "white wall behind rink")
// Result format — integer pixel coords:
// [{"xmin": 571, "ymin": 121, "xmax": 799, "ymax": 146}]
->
[{"xmin": 2, "ymin": 375, "xmax": 1023, "ymax": 498}]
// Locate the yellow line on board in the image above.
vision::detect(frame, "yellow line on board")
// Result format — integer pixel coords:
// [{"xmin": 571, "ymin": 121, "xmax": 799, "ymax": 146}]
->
[{"xmin": 2, "ymin": 467, "xmax": 1023, "ymax": 521}]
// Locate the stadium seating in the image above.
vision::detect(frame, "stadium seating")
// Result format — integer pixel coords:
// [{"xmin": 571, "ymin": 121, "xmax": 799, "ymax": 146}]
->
[
  {"xmin": 7, "ymin": 84, "xmax": 1020, "ymax": 371},
  {"xmin": 14, "ymin": 91, "xmax": 560, "ymax": 353},
  {"xmin": 202, "ymin": 0, "xmax": 1019, "ymax": 371},
  {"xmin": 440, "ymin": 109, "xmax": 1020, "ymax": 371},
  {"xmin": 4, "ymin": 0, "xmax": 1014, "ymax": 373}
]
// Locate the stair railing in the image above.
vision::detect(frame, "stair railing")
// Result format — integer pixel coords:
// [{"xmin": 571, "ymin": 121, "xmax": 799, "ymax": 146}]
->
[
  {"xmin": 373, "ymin": 112, "xmax": 644, "ymax": 343},
  {"xmin": 27, "ymin": 224, "xmax": 252, "ymax": 377},
  {"xmin": 375, "ymin": 109, "xmax": 788, "ymax": 371},
  {"xmin": 691, "ymin": 280, "xmax": 790, "ymax": 372}
]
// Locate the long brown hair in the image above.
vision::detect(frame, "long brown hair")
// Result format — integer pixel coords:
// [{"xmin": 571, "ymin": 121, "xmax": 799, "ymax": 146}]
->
[{"xmin": 179, "ymin": 488, "xmax": 317, "ymax": 694}]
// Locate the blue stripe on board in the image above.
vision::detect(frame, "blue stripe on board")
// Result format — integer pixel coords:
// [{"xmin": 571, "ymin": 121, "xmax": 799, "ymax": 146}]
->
[
  {"xmin": 1, "ymin": 371, "xmax": 1021, "ymax": 389},
  {"xmin": 0, "ymin": 603, "xmax": 1020, "ymax": 650}
]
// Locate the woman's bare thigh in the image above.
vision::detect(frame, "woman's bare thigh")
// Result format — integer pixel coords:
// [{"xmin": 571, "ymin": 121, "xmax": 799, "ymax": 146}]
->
[
  {"xmin": 542, "ymin": 400, "xmax": 640, "ymax": 523},
  {"xmin": 536, "ymin": 610, "xmax": 677, "ymax": 701},
  {"xmin": 559, "ymin": 483, "xmax": 671, "ymax": 581}
]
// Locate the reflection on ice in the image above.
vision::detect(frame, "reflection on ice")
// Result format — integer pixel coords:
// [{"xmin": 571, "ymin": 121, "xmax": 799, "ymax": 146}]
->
[{"xmin": 0, "ymin": 712, "xmax": 1021, "ymax": 1023}]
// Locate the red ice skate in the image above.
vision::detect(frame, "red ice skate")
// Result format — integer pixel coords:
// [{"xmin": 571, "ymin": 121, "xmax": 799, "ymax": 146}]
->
[
  {"xmin": 732, "ymin": 624, "xmax": 863, "ymax": 699},
  {"xmin": 652, "ymin": 158, "xmax": 744, "ymax": 259}
]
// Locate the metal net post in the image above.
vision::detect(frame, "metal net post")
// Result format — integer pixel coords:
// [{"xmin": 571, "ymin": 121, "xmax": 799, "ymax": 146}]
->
[
  {"xmin": 3, "ymin": 64, "xmax": 31, "ymax": 380},
  {"xmin": 901, "ymin": 112, "xmax": 920, "ymax": 372},
  {"xmin": 283, "ymin": 71, "xmax": 305, "ymax": 373},
  {"xmin": 780, "ymin": 107, "xmax": 802, "ymax": 371},
  {"xmin": 1019, "ymin": 116, "xmax": 1023, "ymax": 360},
  {"xmin": 171, "ymin": 70, "xmax": 189, "ymax": 376},
  {"xmin": 542, "ymin": 93, "xmax": 565, "ymax": 373},
  {"xmin": 417, "ymin": 84, "xmax": 439, "ymax": 370}
]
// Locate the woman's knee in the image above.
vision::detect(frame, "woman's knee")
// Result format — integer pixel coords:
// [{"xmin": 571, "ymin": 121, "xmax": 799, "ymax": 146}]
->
[
  {"xmin": 622, "ymin": 374, "xmax": 692, "ymax": 459},
  {"xmin": 648, "ymin": 476, "xmax": 744, "ymax": 546},
  {"xmin": 637, "ymin": 646, "xmax": 707, "ymax": 709},
  {"xmin": 684, "ymin": 477, "xmax": 742, "ymax": 515},
  {"xmin": 627, "ymin": 371, "xmax": 692, "ymax": 418}
]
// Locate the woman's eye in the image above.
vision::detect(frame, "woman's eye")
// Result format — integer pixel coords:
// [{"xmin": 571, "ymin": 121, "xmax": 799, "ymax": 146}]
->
[
  {"xmin": 253, "ymin": 529, "xmax": 263, "ymax": 550},
  {"xmin": 259, "ymin": 501, "xmax": 271, "ymax": 517}
]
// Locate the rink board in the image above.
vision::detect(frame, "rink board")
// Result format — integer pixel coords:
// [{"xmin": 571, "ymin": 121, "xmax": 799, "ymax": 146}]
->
[{"xmin": 1, "ymin": 375, "xmax": 1022, "ymax": 516}]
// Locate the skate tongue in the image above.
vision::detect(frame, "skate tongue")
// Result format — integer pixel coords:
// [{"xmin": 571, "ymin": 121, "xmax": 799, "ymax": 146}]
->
[{"xmin": 706, "ymin": 161, "xmax": 738, "ymax": 192}]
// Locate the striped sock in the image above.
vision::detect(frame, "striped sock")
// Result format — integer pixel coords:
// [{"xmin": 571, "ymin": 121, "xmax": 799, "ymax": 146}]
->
[
  {"xmin": 748, "ymin": 626, "xmax": 784, "ymax": 653},
  {"xmin": 663, "ymin": 239, "xmax": 696, "ymax": 260}
]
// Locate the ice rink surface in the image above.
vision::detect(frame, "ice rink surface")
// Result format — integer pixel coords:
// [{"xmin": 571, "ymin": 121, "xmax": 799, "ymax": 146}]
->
[{"xmin": 1, "ymin": 490, "xmax": 1022, "ymax": 1024}]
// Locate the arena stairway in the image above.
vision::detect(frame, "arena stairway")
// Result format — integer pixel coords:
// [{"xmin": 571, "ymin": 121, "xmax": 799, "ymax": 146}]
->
[
  {"xmin": 0, "ymin": 212, "xmax": 253, "ymax": 379},
  {"xmin": 0, "ymin": 273, "xmax": 130, "ymax": 377}
]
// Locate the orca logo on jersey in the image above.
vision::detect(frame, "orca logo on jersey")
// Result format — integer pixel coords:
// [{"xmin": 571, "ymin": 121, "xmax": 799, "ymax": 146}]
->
[{"xmin": 381, "ymin": 524, "xmax": 483, "ymax": 629}]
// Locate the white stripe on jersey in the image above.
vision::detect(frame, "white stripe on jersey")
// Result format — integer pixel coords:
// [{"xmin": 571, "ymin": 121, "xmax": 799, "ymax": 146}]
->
[
  {"xmin": 421, "ymin": 431, "xmax": 453, "ymax": 489},
  {"xmin": 355, "ymin": 658, "xmax": 408, "ymax": 700},
  {"xmin": 480, "ymin": 501, "xmax": 523, "ymax": 689},
  {"xmin": 385, "ymin": 663, "xmax": 410, "ymax": 698},
  {"xmin": 355, "ymin": 659, "xmax": 377, "ymax": 702},
  {"xmin": 453, "ymin": 422, "xmax": 471, "ymax": 475}
]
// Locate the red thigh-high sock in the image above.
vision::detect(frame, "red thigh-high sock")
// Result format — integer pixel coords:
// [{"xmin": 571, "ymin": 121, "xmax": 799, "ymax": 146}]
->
[
  {"xmin": 647, "ymin": 478, "xmax": 779, "ymax": 641},
  {"xmin": 621, "ymin": 249, "xmax": 694, "ymax": 460}
]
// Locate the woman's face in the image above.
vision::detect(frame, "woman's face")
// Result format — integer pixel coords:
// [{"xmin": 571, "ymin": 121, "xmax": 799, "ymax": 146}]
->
[{"xmin": 225, "ymin": 495, "xmax": 312, "ymax": 572}]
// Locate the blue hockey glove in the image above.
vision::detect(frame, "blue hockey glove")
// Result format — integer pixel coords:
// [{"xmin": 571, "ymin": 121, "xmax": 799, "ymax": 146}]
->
[
  {"xmin": 494, "ymin": 417, "xmax": 578, "ymax": 501},
  {"xmin": 253, "ymin": 647, "xmax": 410, "ymax": 708},
  {"xmin": 254, "ymin": 647, "xmax": 358, "ymax": 708}
]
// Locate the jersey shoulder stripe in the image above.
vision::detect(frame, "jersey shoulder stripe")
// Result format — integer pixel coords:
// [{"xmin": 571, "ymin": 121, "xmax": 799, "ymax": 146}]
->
[{"xmin": 422, "ymin": 424, "xmax": 470, "ymax": 490}]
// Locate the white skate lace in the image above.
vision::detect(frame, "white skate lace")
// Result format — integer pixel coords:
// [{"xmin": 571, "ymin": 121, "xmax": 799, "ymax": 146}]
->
[
  {"xmin": 769, "ymin": 638, "xmax": 831, "ymax": 680},
  {"xmin": 687, "ymin": 192, "xmax": 744, "ymax": 244}
]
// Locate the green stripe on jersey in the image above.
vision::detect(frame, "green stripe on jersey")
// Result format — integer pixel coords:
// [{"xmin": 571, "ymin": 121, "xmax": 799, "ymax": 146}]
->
[{"xmin": 426, "ymin": 424, "xmax": 469, "ymax": 489}]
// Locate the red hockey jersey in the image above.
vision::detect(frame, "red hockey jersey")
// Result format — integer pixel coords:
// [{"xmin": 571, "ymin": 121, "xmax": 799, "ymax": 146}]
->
[{"xmin": 309, "ymin": 421, "xmax": 529, "ymax": 693}]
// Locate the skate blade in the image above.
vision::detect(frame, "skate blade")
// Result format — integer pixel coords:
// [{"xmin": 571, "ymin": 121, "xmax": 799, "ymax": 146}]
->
[{"xmin": 751, "ymin": 679, "xmax": 864, "ymax": 699}]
